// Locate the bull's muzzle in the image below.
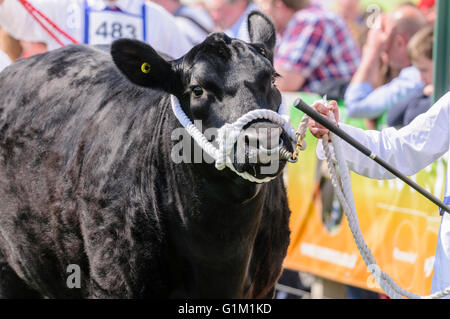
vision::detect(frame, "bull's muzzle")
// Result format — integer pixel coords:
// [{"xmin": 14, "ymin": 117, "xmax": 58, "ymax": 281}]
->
[
  {"xmin": 233, "ymin": 120, "xmax": 294, "ymax": 178},
  {"xmin": 171, "ymin": 94, "xmax": 297, "ymax": 183}
]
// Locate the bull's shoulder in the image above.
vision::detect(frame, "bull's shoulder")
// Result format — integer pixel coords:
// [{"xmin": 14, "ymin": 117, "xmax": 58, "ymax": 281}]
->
[
  {"xmin": 45, "ymin": 45, "xmax": 112, "ymax": 79},
  {"xmin": 0, "ymin": 44, "xmax": 156, "ymax": 117},
  {"xmin": 0, "ymin": 43, "xmax": 167, "ymax": 168},
  {"xmin": 1, "ymin": 44, "xmax": 124, "ymax": 88}
]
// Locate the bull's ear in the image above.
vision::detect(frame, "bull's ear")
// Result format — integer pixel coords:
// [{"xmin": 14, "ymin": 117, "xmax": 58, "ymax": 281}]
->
[
  {"xmin": 247, "ymin": 11, "xmax": 276, "ymax": 60},
  {"xmin": 111, "ymin": 39, "xmax": 181, "ymax": 94}
]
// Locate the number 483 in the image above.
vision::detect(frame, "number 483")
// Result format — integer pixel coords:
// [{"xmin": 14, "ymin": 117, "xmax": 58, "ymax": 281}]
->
[{"xmin": 95, "ymin": 21, "xmax": 137, "ymax": 39}]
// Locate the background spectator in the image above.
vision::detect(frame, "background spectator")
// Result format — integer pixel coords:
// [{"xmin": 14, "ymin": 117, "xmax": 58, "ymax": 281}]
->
[
  {"xmin": 317, "ymin": 2, "xmax": 392, "ymax": 102},
  {"xmin": 344, "ymin": 4, "xmax": 427, "ymax": 121},
  {"xmin": 0, "ymin": 0, "xmax": 191, "ymax": 58},
  {"xmin": 407, "ymin": 24, "xmax": 434, "ymax": 99},
  {"xmin": 256, "ymin": 0, "xmax": 361, "ymax": 93},
  {"xmin": 0, "ymin": 28, "xmax": 22, "ymax": 61},
  {"xmin": 18, "ymin": 41, "xmax": 47, "ymax": 58},
  {"xmin": 417, "ymin": 0, "xmax": 435, "ymax": 25},
  {"xmin": 207, "ymin": 0, "xmax": 258, "ymax": 42},
  {"xmin": 334, "ymin": 0, "xmax": 365, "ymax": 48},
  {"xmin": 150, "ymin": 0, "xmax": 213, "ymax": 46},
  {"xmin": 387, "ymin": 26, "xmax": 435, "ymax": 128}
]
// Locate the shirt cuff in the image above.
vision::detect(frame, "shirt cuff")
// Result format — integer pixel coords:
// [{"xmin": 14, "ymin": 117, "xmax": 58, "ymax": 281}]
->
[{"xmin": 345, "ymin": 82, "xmax": 374, "ymax": 101}]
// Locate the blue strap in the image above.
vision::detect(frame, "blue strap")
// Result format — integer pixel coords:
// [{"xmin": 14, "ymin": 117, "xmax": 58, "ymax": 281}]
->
[
  {"xmin": 83, "ymin": 0, "xmax": 89, "ymax": 44},
  {"xmin": 142, "ymin": 4, "xmax": 146, "ymax": 42},
  {"xmin": 440, "ymin": 196, "xmax": 450, "ymax": 215}
]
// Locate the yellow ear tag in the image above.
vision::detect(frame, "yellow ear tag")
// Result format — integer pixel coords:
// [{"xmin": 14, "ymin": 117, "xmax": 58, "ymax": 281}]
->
[{"xmin": 141, "ymin": 62, "xmax": 151, "ymax": 74}]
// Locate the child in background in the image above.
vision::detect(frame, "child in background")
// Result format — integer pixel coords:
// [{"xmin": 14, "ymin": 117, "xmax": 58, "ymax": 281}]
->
[
  {"xmin": 410, "ymin": 26, "xmax": 434, "ymax": 97},
  {"xmin": 387, "ymin": 26, "xmax": 434, "ymax": 127}
]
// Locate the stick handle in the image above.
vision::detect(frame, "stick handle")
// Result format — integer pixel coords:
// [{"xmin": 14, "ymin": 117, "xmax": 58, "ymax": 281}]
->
[{"xmin": 293, "ymin": 98, "xmax": 450, "ymax": 214}]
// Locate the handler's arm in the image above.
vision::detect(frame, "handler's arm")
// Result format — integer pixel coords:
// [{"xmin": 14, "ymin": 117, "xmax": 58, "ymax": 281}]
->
[
  {"xmin": 0, "ymin": 0, "xmax": 40, "ymax": 42},
  {"xmin": 317, "ymin": 92, "xmax": 450, "ymax": 179},
  {"xmin": 0, "ymin": 0, "xmax": 68, "ymax": 44}
]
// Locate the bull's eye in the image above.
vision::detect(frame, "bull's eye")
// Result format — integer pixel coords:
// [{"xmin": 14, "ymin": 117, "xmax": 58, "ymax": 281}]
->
[
  {"xmin": 141, "ymin": 62, "xmax": 151, "ymax": 74},
  {"xmin": 259, "ymin": 48, "xmax": 266, "ymax": 58},
  {"xmin": 192, "ymin": 86, "xmax": 204, "ymax": 98}
]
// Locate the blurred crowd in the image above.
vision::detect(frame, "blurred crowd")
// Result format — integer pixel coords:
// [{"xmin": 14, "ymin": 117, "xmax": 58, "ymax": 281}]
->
[{"xmin": 0, "ymin": 0, "xmax": 438, "ymax": 130}]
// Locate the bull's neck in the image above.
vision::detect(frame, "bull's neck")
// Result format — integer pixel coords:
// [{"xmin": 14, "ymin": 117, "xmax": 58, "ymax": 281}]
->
[
  {"xmin": 161, "ymin": 163, "xmax": 267, "ymax": 298},
  {"xmin": 148, "ymin": 100, "xmax": 269, "ymax": 297}
]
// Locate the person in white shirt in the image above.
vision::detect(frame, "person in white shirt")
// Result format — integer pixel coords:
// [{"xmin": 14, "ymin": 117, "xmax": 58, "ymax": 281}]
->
[
  {"xmin": 0, "ymin": 0, "xmax": 192, "ymax": 58},
  {"xmin": 0, "ymin": 48, "xmax": 11, "ymax": 71},
  {"xmin": 307, "ymin": 92, "xmax": 450, "ymax": 298},
  {"xmin": 207, "ymin": 0, "xmax": 259, "ymax": 42},
  {"xmin": 151, "ymin": 0, "xmax": 213, "ymax": 46}
]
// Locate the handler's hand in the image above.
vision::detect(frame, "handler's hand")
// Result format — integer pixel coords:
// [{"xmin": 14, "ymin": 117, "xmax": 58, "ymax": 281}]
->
[{"xmin": 307, "ymin": 100, "xmax": 339, "ymax": 139}]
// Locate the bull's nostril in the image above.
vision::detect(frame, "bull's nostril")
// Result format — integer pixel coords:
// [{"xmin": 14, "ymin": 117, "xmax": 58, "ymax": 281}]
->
[{"xmin": 237, "ymin": 121, "xmax": 292, "ymax": 169}]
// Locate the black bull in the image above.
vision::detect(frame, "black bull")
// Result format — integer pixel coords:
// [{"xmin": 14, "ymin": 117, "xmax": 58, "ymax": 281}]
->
[{"xmin": 0, "ymin": 12, "xmax": 292, "ymax": 298}]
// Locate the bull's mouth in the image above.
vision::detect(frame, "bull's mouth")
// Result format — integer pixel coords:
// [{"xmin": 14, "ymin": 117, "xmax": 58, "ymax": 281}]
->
[{"xmin": 231, "ymin": 120, "xmax": 294, "ymax": 180}]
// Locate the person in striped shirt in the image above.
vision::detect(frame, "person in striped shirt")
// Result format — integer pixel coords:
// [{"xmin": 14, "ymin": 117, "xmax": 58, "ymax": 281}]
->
[{"xmin": 256, "ymin": 0, "xmax": 361, "ymax": 93}]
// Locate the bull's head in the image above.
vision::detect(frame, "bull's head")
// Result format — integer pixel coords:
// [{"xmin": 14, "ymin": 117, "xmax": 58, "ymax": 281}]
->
[{"xmin": 111, "ymin": 12, "xmax": 294, "ymax": 183}]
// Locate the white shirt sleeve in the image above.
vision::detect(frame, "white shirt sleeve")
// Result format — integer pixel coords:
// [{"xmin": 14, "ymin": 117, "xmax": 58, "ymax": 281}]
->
[
  {"xmin": 0, "ymin": 49, "xmax": 11, "ymax": 71},
  {"xmin": 317, "ymin": 92, "xmax": 450, "ymax": 179},
  {"xmin": 0, "ymin": 0, "xmax": 41, "ymax": 42},
  {"xmin": 144, "ymin": 2, "xmax": 192, "ymax": 59},
  {"xmin": 0, "ymin": 0, "xmax": 74, "ymax": 50}
]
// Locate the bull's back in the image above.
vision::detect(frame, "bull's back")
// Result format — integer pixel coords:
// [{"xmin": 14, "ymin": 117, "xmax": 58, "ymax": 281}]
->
[
  {"xmin": 0, "ymin": 45, "xmax": 165, "ymax": 297},
  {"xmin": 1, "ymin": 45, "xmax": 141, "ymax": 161},
  {"xmin": 0, "ymin": 44, "xmax": 165, "ymax": 186}
]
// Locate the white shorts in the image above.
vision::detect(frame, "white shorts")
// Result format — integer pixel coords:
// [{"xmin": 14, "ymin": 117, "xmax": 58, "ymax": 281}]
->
[{"xmin": 431, "ymin": 212, "xmax": 450, "ymax": 298}]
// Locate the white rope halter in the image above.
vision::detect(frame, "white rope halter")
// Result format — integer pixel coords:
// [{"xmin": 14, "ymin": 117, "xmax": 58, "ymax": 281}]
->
[{"xmin": 170, "ymin": 95, "xmax": 297, "ymax": 183}]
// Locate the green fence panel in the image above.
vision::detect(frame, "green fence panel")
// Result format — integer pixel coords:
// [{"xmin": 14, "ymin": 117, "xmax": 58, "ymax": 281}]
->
[{"xmin": 432, "ymin": 0, "xmax": 450, "ymax": 103}]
